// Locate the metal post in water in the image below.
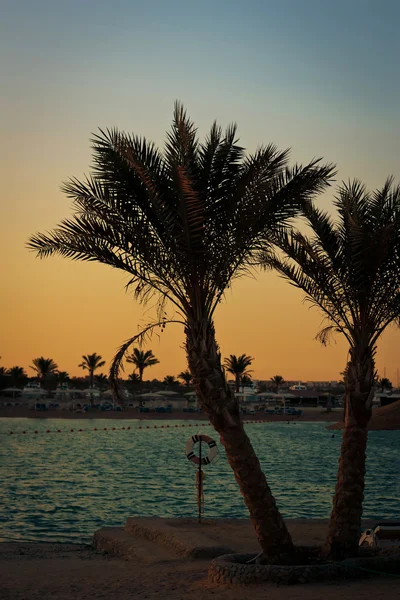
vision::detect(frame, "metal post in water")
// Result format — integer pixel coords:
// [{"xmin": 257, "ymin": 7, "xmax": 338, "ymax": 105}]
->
[{"xmin": 198, "ymin": 438, "xmax": 202, "ymax": 523}]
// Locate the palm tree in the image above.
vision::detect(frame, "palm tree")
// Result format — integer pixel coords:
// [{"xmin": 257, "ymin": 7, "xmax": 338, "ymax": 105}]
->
[
  {"xmin": 178, "ymin": 369, "xmax": 192, "ymax": 387},
  {"xmin": 57, "ymin": 371, "xmax": 70, "ymax": 385},
  {"xmin": 27, "ymin": 102, "xmax": 334, "ymax": 561},
  {"xmin": 128, "ymin": 372, "xmax": 141, "ymax": 384},
  {"xmin": 270, "ymin": 375, "xmax": 284, "ymax": 393},
  {"xmin": 126, "ymin": 349, "xmax": 159, "ymax": 382},
  {"xmin": 30, "ymin": 357, "xmax": 58, "ymax": 387},
  {"xmin": 163, "ymin": 375, "xmax": 177, "ymax": 386},
  {"xmin": 95, "ymin": 373, "xmax": 108, "ymax": 389},
  {"xmin": 377, "ymin": 376, "xmax": 392, "ymax": 392},
  {"xmin": 224, "ymin": 354, "xmax": 254, "ymax": 393},
  {"xmin": 241, "ymin": 374, "xmax": 252, "ymax": 388},
  {"xmin": 8, "ymin": 366, "xmax": 27, "ymax": 387},
  {"xmin": 78, "ymin": 353, "xmax": 106, "ymax": 388},
  {"xmin": 266, "ymin": 178, "xmax": 400, "ymax": 560}
]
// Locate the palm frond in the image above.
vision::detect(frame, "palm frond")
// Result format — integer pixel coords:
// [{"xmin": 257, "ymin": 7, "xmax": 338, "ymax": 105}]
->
[{"xmin": 109, "ymin": 319, "xmax": 185, "ymax": 404}]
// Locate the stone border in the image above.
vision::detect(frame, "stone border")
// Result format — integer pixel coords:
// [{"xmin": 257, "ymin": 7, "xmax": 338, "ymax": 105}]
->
[{"xmin": 208, "ymin": 551, "xmax": 400, "ymax": 585}]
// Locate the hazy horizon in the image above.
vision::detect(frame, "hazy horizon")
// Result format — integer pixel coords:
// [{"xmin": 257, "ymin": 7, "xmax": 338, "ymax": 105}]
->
[{"xmin": 1, "ymin": 0, "xmax": 400, "ymax": 383}]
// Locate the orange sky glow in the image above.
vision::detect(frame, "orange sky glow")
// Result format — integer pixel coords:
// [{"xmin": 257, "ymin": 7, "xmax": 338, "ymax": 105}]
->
[{"xmin": 2, "ymin": 2, "xmax": 400, "ymax": 386}]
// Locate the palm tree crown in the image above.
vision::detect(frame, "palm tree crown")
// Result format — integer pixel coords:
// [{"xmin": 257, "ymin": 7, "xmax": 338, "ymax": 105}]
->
[
  {"xmin": 377, "ymin": 376, "xmax": 392, "ymax": 391},
  {"xmin": 270, "ymin": 375, "xmax": 284, "ymax": 392},
  {"xmin": 28, "ymin": 103, "xmax": 334, "ymax": 332},
  {"xmin": 8, "ymin": 366, "xmax": 27, "ymax": 386},
  {"xmin": 268, "ymin": 178, "xmax": 400, "ymax": 383},
  {"xmin": 126, "ymin": 349, "xmax": 159, "ymax": 382},
  {"xmin": 178, "ymin": 369, "xmax": 192, "ymax": 387},
  {"xmin": 78, "ymin": 353, "xmax": 106, "ymax": 387},
  {"xmin": 30, "ymin": 357, "xmax": 58, "ymax": 386},
  {"xmin": 163, "ymin": 375, "xmax": 177, "ymax": 386},
  {"xmin": 57, "ymin": 371, "xmax": 70, "ymax": 384},
  {"xmin": 224, "ymin": 354, "xmax": 254, "ymax": 393}
]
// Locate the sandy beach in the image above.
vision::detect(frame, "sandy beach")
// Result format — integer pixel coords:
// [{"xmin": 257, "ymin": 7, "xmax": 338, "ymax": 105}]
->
[
  {"xmin": 1, "ymin": 519, "xmax": 399, "ymax": 600},
  {"xmin": 0, "ymin": 405, "xmax": 342, "ymax": 422}
]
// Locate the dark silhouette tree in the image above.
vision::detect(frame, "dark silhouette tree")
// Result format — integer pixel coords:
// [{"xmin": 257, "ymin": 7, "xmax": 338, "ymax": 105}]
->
[
  {"xmin": 30, "ymin": 357, "xmax": 58, "ymax": 387},
  {"xmin": 270, "ymin": 375, "xmax": 284, "ymax": 393},
  {"xmin": 95, "ymin": 373, "xmax": 108, "ymax": 389},
  {"xmin": 266, "ymin": 178, "xmax": 400, "ymax": 559},
  {"xmin": 78, "ymin": 353, "xmax": 106, "ymax": 388},
  {"xmin": 178, "ymin": 369, "xmax": 193, "ymax": 387},
  {"xmin": 128, "ymin": 372, "xmax": 141, "ymax": 384},
  {"xmin": 27, "ymin": 102, "xmax": 334, "ymax": 561},
  {"xmin": 377, "ymin": 376, "xmax": 392, "ymax": 392},
  {"xmin": 57, "ymin": 371, "xmax": 70, "ymax": 385},
  {"xmin": 8, "ymin": 366, "xmax": 27, "ymax": 387},
  {"xmin": 126, "ymin": 349, "xmax": 159, "ymax": 382},
  {"xmin": 224, "ymin": 354, "xmax": 254, "ymax": 393},
  {"xmin": 163, "ymin": 375, "xmax": 177, "ymax": 386}
]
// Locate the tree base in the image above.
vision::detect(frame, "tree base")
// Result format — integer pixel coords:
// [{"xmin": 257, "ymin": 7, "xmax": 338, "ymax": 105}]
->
[{"xmin": 208, "ymin": 546, "xmax": 400, "ymax": 585}]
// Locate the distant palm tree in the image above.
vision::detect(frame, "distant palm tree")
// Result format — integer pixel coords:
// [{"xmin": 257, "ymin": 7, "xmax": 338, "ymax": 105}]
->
[
  {"xmin": 270, "ymin": 375, "xmax": 284, "ymax": 393},
  {"xmin": 224, "ymin": 354, "xmax": 253, "ymax": 393},
  {"xmin": 78, "ymin": 353, "xmax": 106, "ymax": 388},
  {"xmin": 126, "ymin": 349, "xmax": 159, "ymax": 382},
  {"xmin": 57, "ymin": 371, "xmax": 70, "ymax": 385},
  {"xmin": 241, "ymin": 374, "xmax": 252, "ymax": 384},
  {"xmin": 27, "ymin": 102, "xmax": 334, "ymax": 561},
  {"xmin": 178, "ymin": 369, "xmax": 192, "ymax": 387},
  {"xmin": 267, "ymin": 178, "xmax": 400, "ymax": 560},
  {"xmin": 377, "ymin": 376, "xmax": 392, "ymax": 392},
  {"xmin": 163, "ymin": 375, "xmax": 177, "ymax": 386},
  {"xmin": 8, "ymin": 366, "xmax": 27, "ymax": 387},
  {"xmin": 128, "ymin": 372, "xmax": 141, "ymax": 384},
  {"xmin": 95, "ymin": 373, "xmax": 108, "ymax": 389},
  {"xmin": 30, "ymin": 357, "xmax": 58, "ymax": 387}
]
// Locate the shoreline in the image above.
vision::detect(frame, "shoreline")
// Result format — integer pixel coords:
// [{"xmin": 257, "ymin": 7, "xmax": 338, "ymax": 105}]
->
[{"xmin": 0, "ymin": 406, "xmax": 342, "ymax": 422}]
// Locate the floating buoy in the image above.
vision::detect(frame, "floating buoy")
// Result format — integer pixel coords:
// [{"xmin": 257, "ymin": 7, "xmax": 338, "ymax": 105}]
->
[{"xmin": 185, "ymin": 434, "xmax": 217, "ymax": 466}]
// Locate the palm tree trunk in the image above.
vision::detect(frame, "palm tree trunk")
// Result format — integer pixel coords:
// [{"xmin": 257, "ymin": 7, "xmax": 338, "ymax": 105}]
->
[
  {"xmin": 186, "ymin": 319, "xmax": 294, "ymax": 562},
  {"xmin": 325, "ymin": 348, "xmax": 375, "ymax": 560},
  {"xmin": 235, "ymin": 376, "xmax": 240, "ymax": 394}
]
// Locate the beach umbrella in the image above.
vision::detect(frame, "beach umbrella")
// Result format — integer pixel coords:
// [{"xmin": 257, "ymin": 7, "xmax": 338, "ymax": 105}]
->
[
  {"xmin": 82, "ymin": 387, "xmax": 101, "ymax": 396},
  {"xmin": 1, "ymin": 387, "xmax": 23, "ymax": 399}
]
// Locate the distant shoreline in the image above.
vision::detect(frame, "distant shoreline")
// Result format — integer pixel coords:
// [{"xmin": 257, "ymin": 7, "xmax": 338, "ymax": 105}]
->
[{"xmin": 0, "ymin": 405, "xmax": 342, "ymax": 422}]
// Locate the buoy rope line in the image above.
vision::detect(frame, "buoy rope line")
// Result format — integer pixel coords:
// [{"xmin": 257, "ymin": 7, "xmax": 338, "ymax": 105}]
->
[{"xmin": 1, "ymin": 420, "xmax": 268, "ymax": 436}]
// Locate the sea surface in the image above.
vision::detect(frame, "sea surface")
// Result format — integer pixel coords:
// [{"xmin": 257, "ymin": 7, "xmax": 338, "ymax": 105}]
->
[{"xmin": 0, "ymin": 419, "xmax": 399, "ymax": 543}]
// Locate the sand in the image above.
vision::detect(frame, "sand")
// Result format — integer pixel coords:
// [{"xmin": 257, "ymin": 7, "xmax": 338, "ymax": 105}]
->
[
  {"xmin": 0, "ymin": 405, "xmax": 342, "ymax": 422},
  {"xmin": 329, "ymin": 400, "xmax": 400, "ymax": 430},
  {"xmin": 1, "ymin": 519, "xmax": 400, "ymax": 599}
]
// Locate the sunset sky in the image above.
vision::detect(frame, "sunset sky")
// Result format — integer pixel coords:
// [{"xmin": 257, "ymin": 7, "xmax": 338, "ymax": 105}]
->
[{"xmin": 1, "ymin": 0, "xmax": 400, "ymax": 383}]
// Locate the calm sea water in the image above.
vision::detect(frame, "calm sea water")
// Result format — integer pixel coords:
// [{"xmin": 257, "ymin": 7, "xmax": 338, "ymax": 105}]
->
[{"xmin": 0, "ymin": 419, "xmax": 399, "ymax": 543}]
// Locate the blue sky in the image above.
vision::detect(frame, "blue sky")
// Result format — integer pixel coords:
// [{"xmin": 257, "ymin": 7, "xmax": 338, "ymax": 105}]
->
[{"xmin": 2, "ymin": 0, "xmax": 399, "ymax": 154}]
